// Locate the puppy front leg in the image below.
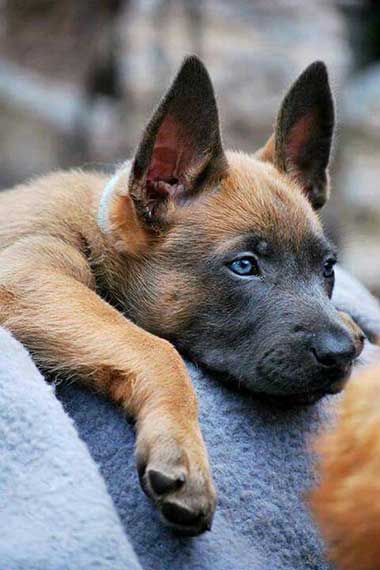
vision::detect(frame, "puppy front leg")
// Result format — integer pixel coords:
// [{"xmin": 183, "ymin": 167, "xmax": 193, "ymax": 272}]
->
[{"xmin": 0, "ymin": 239, "xmax": 216, "ymax": 534}]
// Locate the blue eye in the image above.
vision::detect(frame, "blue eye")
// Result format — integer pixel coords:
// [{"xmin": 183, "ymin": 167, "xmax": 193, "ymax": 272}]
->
[
  {"xmin": 323, "ymin": 257, "xmax": 336, "ymax": 279},
  {"xmin": 227, "ymin": 257, "xmax": 260, "ymax": 277}
]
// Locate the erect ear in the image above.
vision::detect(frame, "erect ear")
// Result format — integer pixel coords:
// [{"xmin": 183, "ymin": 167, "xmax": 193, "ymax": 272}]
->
[
  {"xmin": 129, "ymin": 55, "xmax": 227, "ymax": 231},
  {"xmin": 259, "ymin": 61, "xmax": 335, "ymax": 210}
]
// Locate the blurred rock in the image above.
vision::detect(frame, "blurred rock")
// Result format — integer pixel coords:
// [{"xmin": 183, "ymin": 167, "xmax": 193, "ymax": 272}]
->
[
  {"xmin": 0, "ymin": 0, "xmax": 351, "ymax": 177},
  {"xmin": 336, "ymin": 64, "xmax": 380, "ymax": 295}
]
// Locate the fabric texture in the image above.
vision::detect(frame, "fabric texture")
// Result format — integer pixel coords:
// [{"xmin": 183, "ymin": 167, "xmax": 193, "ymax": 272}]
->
[
  {"xmin": 1, "ymin": 265, "xmax": 379, "ymax": 570},
  {"xmin": 0, "ymin": 327, "xmax": 142, "ymax": 570}
]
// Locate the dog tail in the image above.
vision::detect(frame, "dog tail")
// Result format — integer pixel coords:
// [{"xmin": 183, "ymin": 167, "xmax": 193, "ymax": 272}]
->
[{"xmin": 310, "ymin": 365, "xmax": 380, "ymax": 570}]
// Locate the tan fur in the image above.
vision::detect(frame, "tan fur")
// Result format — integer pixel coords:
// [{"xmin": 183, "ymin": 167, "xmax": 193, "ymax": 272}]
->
[
  {"xmin": 102, "ymin": 169, "xmax": 155, "ymax": 256},
  {"xmin": 311, "ymin": 366, "xmax": 380, "ymax": 570},
  {"xmin": 205, "ymin": 152, "xmax": 322, "ymax": 249}
]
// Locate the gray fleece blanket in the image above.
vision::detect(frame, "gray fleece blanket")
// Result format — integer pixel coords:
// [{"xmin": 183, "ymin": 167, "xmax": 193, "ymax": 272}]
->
[
  {"xmin": 1, "ymin": 266, "xmax": 379, "ymax": 570},
  {"xmin": 0, "ymin": 328, "xmax": 142, "ymax": 570}
]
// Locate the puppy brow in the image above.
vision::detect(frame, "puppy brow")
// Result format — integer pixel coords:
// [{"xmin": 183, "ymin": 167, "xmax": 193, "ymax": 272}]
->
[
  {"xmin": 319, "ymin": 238, "xmax": 337, "ymax": 259},
  {"xmin": 306, "ymin": 236, "xmax": 337, "ymax": 265},
  {"xmin": 239, "ymin": 235, "xmax": 273, "ymax": 257},
  {"xmin": 255, "ymin": 239, "xmax": 270, "ymax": 256},
  {"xmin": 214, "ymin": 234, "xmax": 272, "ymax": 259},
  {"xmin": 328, "ymin": 242, "xmax": 338, "ymax": 258}
]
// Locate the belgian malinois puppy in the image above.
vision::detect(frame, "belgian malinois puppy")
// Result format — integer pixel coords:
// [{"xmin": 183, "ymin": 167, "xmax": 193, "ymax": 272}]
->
[{"xmin": 0, "ymin": 56, "xmax": 364, "ymax": 535}]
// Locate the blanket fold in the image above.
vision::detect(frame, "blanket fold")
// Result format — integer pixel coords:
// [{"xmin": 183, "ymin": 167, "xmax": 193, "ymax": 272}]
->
[{"xmin": 0, "ymin": 328, "xmax": 141, "ymax": 570}]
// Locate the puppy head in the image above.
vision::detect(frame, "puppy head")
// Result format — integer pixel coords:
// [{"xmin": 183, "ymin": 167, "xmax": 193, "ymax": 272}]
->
[{"xmin": 102, "ymin": 56, "xmax": 363, "ymax": 403}]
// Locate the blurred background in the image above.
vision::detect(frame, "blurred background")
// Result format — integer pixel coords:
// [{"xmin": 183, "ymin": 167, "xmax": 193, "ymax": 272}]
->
[{"xmin": 0, "ymin": 0, "xmax": 379, "ymax": 295}]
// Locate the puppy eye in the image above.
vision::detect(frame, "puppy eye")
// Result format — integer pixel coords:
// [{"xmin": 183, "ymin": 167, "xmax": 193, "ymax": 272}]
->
[
  {"xmin": 323, "ymin": 257, "xmax": 336, "ymax": 279},
  {"xmin": 227, "ymin": 257, "xmax": 260, "ymax": 277}
]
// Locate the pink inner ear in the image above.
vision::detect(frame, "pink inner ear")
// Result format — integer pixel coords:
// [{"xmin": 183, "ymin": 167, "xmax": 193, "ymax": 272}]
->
[
  {"xmin": 287, "ymin": 112, "xmax": 315, "ymax": 164},
  {"xmin": 147, "ymin": 114, "xmax": 194, "ymax": 187}
]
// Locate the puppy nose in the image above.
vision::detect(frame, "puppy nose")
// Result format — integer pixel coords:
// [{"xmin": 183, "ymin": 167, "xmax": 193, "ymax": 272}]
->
[{"xmin": 311, "ymin": 330, "xmax": 357, "ymax": 369}]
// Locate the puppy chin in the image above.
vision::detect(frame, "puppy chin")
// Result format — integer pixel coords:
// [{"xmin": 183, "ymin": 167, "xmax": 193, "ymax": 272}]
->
[
  {"xmin": 276, "ymin": 376, "xmax": 350, "ymax": 408},
  {"xmin": 255, "ymin": 389, "xmax": 327, "ymax": 409},
  {"xmin": 251, "ymin": 367, "xmax": 352, "ymax": 408}
]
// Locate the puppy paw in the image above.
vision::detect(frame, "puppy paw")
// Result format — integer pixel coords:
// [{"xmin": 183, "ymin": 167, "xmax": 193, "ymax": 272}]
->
[{"xmin": 136, "ymin": 423, "xmax": 217, "ymax": 536}]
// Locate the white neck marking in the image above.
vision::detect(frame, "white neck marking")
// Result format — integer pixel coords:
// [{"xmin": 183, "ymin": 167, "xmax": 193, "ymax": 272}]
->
[{"xmin": 97, "ymin": 162, "xmax": 131, "ymax": 234}]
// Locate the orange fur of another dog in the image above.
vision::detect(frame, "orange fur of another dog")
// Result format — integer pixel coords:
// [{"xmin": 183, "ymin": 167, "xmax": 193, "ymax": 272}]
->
[{"xmin": 311, "ymin": 366, "xmax": 380, "ymax": 570}]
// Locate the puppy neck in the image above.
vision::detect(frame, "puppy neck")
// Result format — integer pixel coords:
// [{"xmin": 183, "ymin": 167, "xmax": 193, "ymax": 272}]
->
[{"xmin": 97, "ymin": 161, "xmax": 153, "ymax": 256}]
